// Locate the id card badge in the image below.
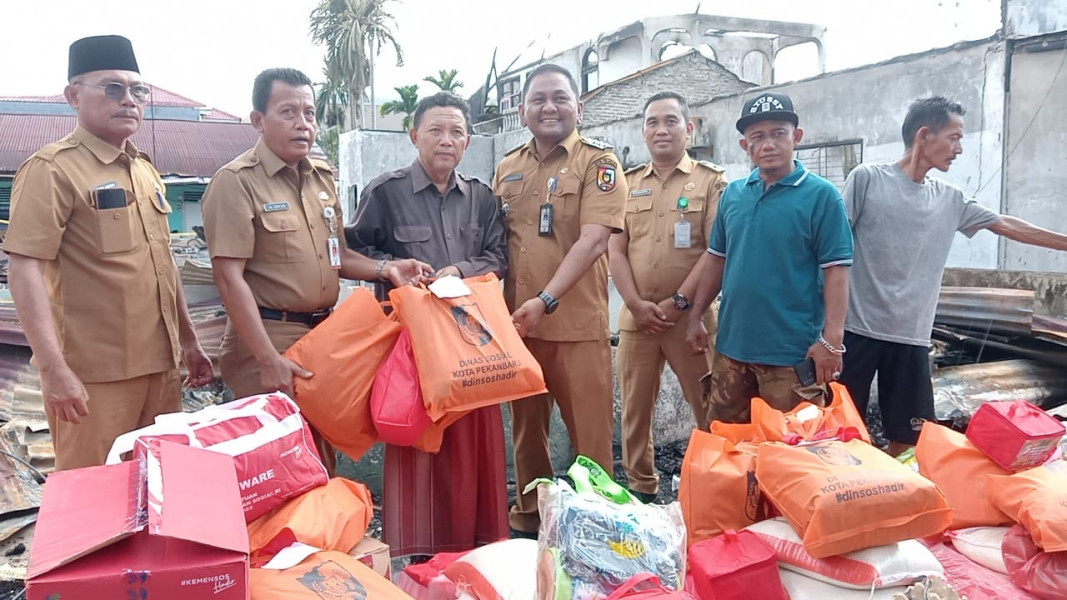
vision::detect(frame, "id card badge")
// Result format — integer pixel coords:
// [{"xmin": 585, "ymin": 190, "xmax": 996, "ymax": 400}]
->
[
  {"xmin": 538, "ymin": 203, "xmax": 554, "ymax": 236},
  {"xmin": 327, "ymin": 236, "xmax": 342, "ymax": 269},
  {"xmin": 674, "ymin": 220, "xmax": 692, "ymax": 249}
]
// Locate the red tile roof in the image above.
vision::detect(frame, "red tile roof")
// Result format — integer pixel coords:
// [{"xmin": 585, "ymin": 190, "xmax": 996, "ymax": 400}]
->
[
  {"xmin": 0, "ymin": 86, "xmax": 242, "ymax": 120},
  {"xmin": 0, "ymin": 114, "xmax": 260, "ymax": 177}
]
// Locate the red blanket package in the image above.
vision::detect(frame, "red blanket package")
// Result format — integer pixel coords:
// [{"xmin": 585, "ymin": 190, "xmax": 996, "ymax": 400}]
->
[
  {"xmin": 107, "ymin": 392, "xmax": 328, "ymax": 522},
  {"xmin": 966, "ymin": 401, "xmax": 1064, "ymax": 471},
  {"xmin": 688, "ymin": 530, "xmax": 789, "ymax": 600}
]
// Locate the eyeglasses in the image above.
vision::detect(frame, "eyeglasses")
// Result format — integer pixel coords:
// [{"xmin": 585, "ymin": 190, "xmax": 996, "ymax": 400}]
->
[{"xmin": 76, "ymin": 81, "xmax": 151, "ymax": 104}]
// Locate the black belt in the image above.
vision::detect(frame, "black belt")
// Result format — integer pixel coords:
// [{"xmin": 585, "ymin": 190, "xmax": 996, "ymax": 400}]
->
[{"xmin": 258, "ymin": 306, "xmax": 333, "ymax": 328}]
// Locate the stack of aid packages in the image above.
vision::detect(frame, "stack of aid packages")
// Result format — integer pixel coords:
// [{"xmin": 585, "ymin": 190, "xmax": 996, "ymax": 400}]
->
[
  {"xmin": 680, "ymin": 383, "xmax": 1067, "ymax": 600},
  {"xmin": 27, "ymin": 391, "xmax": 409, "ymax": 600},
  {"xmin": 916, "ymin": 400, "xmax": 1067, "ymax": 600}
]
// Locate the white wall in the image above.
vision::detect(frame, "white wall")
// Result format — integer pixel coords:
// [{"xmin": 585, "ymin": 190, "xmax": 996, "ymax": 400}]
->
[{"xmin": 1005, "ymin": 0, "xmax": 1067, "ymax": 37}]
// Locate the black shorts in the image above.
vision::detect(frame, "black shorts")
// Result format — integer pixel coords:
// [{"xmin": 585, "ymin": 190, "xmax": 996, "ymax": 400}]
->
[{"xmin": 839, "ymin": 331, "xmax": 934, "ymax": 445}]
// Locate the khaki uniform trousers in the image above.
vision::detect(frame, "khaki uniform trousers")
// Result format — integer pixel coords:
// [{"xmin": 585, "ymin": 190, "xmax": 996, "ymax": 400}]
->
[
  {"xmin": 219, "ymin": 318, "xmax": 337, "ymax": 476},
  {"xmin": 48, "ymin": 369, "xmax": 181, "ymax": 471},
  {"xmin": 509, "ymin": 337, "xmax": 614, "ymax": 533},
  {"xmin": 707, "ymin": 354, "xmax": 826, "ymax": 424},
  {"xmin": 618, "ymin": 310, "xmax": 716, "ymax": 495}
]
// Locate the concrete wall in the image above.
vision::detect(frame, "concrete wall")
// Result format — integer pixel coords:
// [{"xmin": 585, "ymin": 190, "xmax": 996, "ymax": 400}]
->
[
  {"xmin": 1002, "ymin": 38, "xmax": 1067, "ymax": 272},
  {"xmin": 338, "ymin": 129, "xmax": 495, "ymax": 219},
  {"xmin": 1005, "ymin": 0, "xmax": 1067, "ymax": 37},
  {"xmin": 599, "ymin": 36, "xmax": 645, "ymax": 84},
  {"xmin": 689, "ymin": 39, "xmax": 1007, "ymax": 270}
]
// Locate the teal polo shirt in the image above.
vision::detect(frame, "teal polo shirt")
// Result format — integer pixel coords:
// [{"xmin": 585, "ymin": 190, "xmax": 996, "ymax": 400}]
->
[{"xmin": 708, "ymin": 160, "xmax": 853, "ymax": 366}]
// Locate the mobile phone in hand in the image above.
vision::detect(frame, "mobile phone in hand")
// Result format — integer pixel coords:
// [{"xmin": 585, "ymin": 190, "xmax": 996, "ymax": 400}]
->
[{"xmin": 793, "ymin": 357, "xmax": 817, "ymax": 387}]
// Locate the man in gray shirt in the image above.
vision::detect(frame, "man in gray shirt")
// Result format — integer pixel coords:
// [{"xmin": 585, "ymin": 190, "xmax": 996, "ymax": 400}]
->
[{"xmin": 841, "ymin": 96, "xmax": 1067, "ymax": 455}]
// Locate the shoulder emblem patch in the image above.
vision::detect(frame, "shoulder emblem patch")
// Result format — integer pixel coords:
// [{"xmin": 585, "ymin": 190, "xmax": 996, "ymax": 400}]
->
[{"xmin": 581, "ymin": 137, "xmax": 612, "ymax": 150}]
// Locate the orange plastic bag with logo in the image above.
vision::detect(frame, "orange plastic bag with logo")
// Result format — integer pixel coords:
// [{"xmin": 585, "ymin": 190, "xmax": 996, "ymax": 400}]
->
[
  {"xmin": 680, "ymin": 429, "xmax": 770, "ymax": 545},
  {"xmin": 756, "ymin": 439, "xmax": 952, "ymax": 558},
  {"xmin": 987, "ymin": 460, "xmax": 1067, "ymax": 552},
  {"xmin": 751, "ymin": 383, "xmax": 871, "ymax": 444},
  {"xmin": 284, "ymin": 288, "xmax": 402, "ymax": 462},
  {"xmin": 389, "ymin": 274, "xmax": 547, "ymax": 420},
  {"xmin": 250, "ymin": 550, "xmax": 408, "ymax": 600},
  {"xmin": 916, "ymin": 422, "xmax": 1012, "ymax": 529},
  {"xmin": 247, "ymin": 477, "xmax": 373, "ymax": 563}
]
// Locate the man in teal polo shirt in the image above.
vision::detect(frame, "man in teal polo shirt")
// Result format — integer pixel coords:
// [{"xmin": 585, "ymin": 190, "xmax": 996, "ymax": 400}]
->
[{"xmin": 686, "ymin": 92, "xmax": 852, "ymax": 421}]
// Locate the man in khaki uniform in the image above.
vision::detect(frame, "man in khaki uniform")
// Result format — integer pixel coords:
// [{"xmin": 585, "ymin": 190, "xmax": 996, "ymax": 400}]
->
[
  {"xmin": 202, "ymin": 68, "xmax": 426, "ymax": 474},
  {"xmin": 493, "ymin": 64, "xmax": 628, "ymax": 534},
  {"xmin": 609, "ymin": 92, "xmax": 726, "ymax": 501},
  {"xmin": 4, "ymin": 35, "xmax": 214, "ymax": 471}
]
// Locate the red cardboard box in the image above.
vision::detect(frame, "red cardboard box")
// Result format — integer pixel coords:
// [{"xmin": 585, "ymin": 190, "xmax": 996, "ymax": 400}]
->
[
  {"xmin": 966, "ymin": 400, "xmax": 1065, "ymax": 471},
  {"xmin": 27, "ymin": 441, "xmax": 250, "ymax": 600}
]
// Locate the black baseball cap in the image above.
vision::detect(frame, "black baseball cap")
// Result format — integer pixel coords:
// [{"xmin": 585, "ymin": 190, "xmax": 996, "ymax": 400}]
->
[{"xmin": 736, "ymin": 92, "xmax": 799, "ymax": 134}]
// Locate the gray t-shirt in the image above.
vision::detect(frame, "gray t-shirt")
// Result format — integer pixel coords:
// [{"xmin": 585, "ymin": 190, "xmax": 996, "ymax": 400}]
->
[{"xmin": 843, "ymin": 163, "xmax": 1000, "ymax": 346}]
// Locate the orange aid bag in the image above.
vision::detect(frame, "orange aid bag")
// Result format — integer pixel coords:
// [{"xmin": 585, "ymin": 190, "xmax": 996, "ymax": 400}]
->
[
  {"xmin": 756, "ymin": 439, "xmax": 952, "ymax": 558},
  {"xmin": 680, "ymin": 429, "xmax": 770, "ymax": 545},
  {"xmin": 709, "ymin": 421, "xmax": 768, "ymax": 445},
  {"xmin": 751, "ymin": 382, "xmax": 871, "ymax": 444},
  {"xmin": 389, "ymin": 274, "xmax": 547, "ymax": 421},
  {"xmin": 284, "ymin": 288, "xmax": 402, "ymax": 461},
  {"xmin": 915, "ymin": 422, "xmax": 1012, "ymax": 529},
  {"xmin": 247, "ymin": 477, "xmax": 373, "ymax": 563},
  {"xmin": 987, "ymin": 460, "xmax": 1067, "ymax": 552},
  {"xmin": 250, "ymin": 550, "xmax": 408, "ymax": 600}
]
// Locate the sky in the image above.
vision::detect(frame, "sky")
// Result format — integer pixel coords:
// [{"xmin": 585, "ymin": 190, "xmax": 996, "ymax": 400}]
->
[{"xmin": 1, "ymin": 0, "xmax": 1001, "ymax": 120}]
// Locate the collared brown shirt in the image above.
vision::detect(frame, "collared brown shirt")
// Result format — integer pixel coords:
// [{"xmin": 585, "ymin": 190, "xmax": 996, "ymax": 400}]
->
[
  {"xmin": 618, "ymin": 155, "xmax": 726, "ymax": 331},
  {"xmin": 345, "ymin": 159, "xmax": 507, "ymax": 299},
  {"xmin": 201, "ymin": 139, "xmax": 344, "ymax": 313},
  {"xmin": 493, "ymin": 129, "xmax": 627, "ymax": 342},
  {"xmin": 3, "ymin": 125, "xmax": 179, "ymax": 383}
]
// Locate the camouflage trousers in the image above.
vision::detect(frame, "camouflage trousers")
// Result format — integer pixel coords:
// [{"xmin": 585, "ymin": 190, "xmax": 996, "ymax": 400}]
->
[{"xmin": 703, "ymin": 354, "xmax": 826, "ymax": 424}]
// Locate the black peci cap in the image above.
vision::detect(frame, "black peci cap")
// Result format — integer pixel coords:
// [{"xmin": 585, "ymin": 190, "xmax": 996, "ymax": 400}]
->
[{"xmin": 68, "ymin": 35, "xmax": 139, "ymax": 80}]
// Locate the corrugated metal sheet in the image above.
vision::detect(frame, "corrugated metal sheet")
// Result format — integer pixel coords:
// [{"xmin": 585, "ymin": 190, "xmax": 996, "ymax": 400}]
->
[
  {"xmin": 0, "ymin": 114, "xmax": 258, "ymax": 177},
  {"xmin": 933, "ymin": 359, "xmax": 1067, "ymax": 427},
  {"xmin": 934, "ymin": 287, "xmax": 1035, "ymax": 336}
]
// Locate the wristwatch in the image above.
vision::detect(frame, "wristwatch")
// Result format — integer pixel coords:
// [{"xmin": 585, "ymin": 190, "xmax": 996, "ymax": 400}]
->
[
  {"xmin": 536, "ymin": 291, "xmax": 559, "ymax": 314},
  {"xmin": 672, "ymin": 292, "xmax": 691, "ymax": 311}
]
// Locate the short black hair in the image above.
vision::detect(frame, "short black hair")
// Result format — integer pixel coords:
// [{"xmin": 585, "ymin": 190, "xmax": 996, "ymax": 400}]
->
[
  {"xmin": 902, "ymin": 97, "xmax": 965, "ymax": 148},
  {"xmin": 522, "ymin": 64, "xmax": 579, "ymax": 100},
  {"xmin": 643, "ymin": 91, "xmax": 690, "ymax": 122},
  {"xmin": 413, "ymin": 92, "xmax": 472, "ymax": 132},
  {"xmin": 252, "ymin": 68, "xmax": 313, "ymax": 113}
]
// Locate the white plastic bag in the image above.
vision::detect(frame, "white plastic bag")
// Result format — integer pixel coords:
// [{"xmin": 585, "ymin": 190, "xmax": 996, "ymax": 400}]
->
[
  {"xmin": 946, "ymin": 526, "xmax": 1010, "ymax": 575},
  {"xmin": 746, "ymin": 518, "xmax": 944, "ymax": 589}
]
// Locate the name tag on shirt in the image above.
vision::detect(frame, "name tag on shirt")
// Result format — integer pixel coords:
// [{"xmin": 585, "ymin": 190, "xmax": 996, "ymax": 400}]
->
[
  {"xmin": 674, "ymin": 221, "xmax": 692, "ymax": 249},
  {"xmin": 502, "ymin": 173, "xmax": 523, "ymax": 182},
  {"xmin": 630, "ymin": 189, "xmax": 652, "ymax": 197},
  {"xmin": 263, "ymin": 202, "xmax": 290, "ymax": 212}
]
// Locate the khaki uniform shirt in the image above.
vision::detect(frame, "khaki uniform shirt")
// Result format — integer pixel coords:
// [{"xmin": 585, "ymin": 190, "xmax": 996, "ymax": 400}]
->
[
  {"xmin": 201, "ymin": 139, "xmax": 344, "ymax": 313},
  {"xmin": 618, "ymin": 155, "xmax": 726, "ymax": 331},
  {"xmin": 493, "ymin": 130, "xmax": 627, "ymax": 342},
  {"xmin": 3, "ymin": 125, "xmax": 179, "ymax": 383}
]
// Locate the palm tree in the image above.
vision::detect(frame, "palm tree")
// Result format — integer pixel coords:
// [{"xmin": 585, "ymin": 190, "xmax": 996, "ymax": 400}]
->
[
  {"xmin": 424, "ymin": 69, "xmax": 464, "ymax": 93},
  {"xmin": 378, "ymin": 84, "xmax": 419, "ymax": 130},
  {"xmin": 309, "ymin": 0, "xmax": 404, "ymax": 130},
  {"xmin": 316, "ymin": 64, "xmax": 348, "ymax": 129}
]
